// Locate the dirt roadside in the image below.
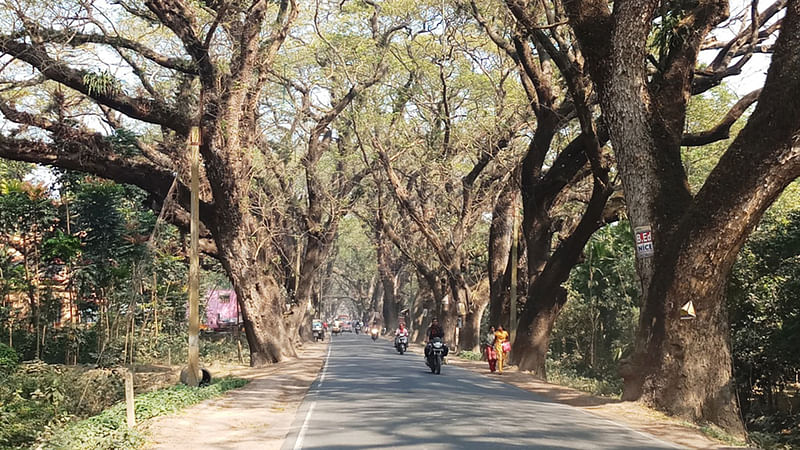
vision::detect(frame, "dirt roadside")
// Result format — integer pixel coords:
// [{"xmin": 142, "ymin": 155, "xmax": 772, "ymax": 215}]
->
[
  {"xmin": 143, "ymin": 341, "xmax": 328, "ymax": 450},
  {"xmin": 442, "ymin": 351, "xmax": 745, "ymax": 450},
  {"xmin": 142, "ymin": 338, "xmax": 744, "ymax": 449}
]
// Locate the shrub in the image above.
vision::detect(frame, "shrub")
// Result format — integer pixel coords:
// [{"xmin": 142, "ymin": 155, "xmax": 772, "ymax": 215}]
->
[
  {"xmin": 456, "ymin": 350, "xmax": 482, "ymax": 361},
  {"xmin": 134, "ymin": 332, "xmax": 249, "ymax": 366},
  {"xmin": 39, "ymin": 377, "xmax": 248, "ymax": 450},
  {"xmin": 0, "ymin": 362, "xmax": 124, "ymax": 448},
  {"xmin": 546, "ymin": 358, "xmax": 622, "ymax": 397},
  {"xmin": 0, "ymin": 342, "xmax": 19, "ymax": 376}
]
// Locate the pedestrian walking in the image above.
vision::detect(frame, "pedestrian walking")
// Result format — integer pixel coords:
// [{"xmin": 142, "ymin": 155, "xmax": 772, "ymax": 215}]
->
[
  {"xmin": 494, "ymin": 325, "xmax": 510, "ymax": 374},
  {"xmin": 485, "ymin": 326, "xmax": 497, "ymax": 372}
]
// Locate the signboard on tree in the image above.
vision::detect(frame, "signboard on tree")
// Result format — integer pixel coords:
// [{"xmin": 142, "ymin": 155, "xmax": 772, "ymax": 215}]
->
[{"xmin": 634, "ymin": 226, "xmax": 655, "ymax": 258}]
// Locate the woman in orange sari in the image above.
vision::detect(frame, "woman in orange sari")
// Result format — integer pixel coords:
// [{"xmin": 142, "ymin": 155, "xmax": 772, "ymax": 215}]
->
[{"xmin": 494, "ymin": 325, "xmax": 510, "ymax": 374}]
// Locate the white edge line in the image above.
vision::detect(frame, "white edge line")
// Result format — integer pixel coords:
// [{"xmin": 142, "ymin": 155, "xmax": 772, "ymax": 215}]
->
[
  {"xmin": 319, "ymin": 345, "xmax": 331, "ymax": 387},
  {"xmin": 292, "ymin": 401, "xmax": 316, "ymax": 450},
  {"xmin": 292, "ymin": 342, "xmax": 331, "ymax": 450}
]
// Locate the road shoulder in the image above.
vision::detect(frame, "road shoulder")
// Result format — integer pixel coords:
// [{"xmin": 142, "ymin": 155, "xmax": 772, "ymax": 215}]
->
[
  {"xmin": 143, "ymin": 342, "xmax": 328, "ymax": 450},
  {"xmin": 443, "ymin": 351, "xmax": 742, "ymax": 450}
]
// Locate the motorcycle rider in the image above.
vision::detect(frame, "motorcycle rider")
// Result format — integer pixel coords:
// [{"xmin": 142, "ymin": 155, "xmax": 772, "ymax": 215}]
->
[
  {"xmin": 395, "ymin": 322, "xmax": 409, "ymax": 338},
  {"xmin": 394, "ymin": 323, "xmax": 409, "ymax": 351},
  {"xmin": 424, "ymin": 318, "xmax": 445, "ymax": 358},
  {"xmin": 370, "ymin": 320, "xmax": 380, "ymax": 339}
]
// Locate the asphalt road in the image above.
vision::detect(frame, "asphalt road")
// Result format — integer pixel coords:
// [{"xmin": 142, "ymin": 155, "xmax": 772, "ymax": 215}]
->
[{"xmin": 283, "ymin": 333, "xmax": 682, "ymax": 450}]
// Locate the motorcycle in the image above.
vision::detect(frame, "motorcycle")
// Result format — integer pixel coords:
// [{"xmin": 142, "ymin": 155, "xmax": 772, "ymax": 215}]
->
[
  {"xmin": 354, "ymin": 323, "xmax": 361, "ymax": 335},
  {"xmin": 394, "ymin": 335, "xmax": 408, "ymax": 354},
  {"xmin": 370, "ymin": 327, "xmax": 380, "ymax": 341},
  {"xmin": 426, "ymin": 337, "xmax": 448, "ymax": 375}
]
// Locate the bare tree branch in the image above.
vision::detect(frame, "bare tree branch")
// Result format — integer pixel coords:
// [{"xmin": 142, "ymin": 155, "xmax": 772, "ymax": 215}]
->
[{"xmin": 682, "ymin": 89, "xmax": 761, "ymax": 146}]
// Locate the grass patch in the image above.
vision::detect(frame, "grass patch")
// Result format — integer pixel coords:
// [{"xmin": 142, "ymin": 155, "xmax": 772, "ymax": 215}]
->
[
  {"xmin": 456, "ymin": 350, "xmax": 482, "ymax": 361},
  {"xmin": 38, "ymin": 377, "xmax": 248, "ymax": 450},
  {"xmin": 697, "ymin": 423, "xmax": 748, "ymax": 447},
  {"xmin": 545, "ymin": 359, "xmax": 622, "ymax": 397}
]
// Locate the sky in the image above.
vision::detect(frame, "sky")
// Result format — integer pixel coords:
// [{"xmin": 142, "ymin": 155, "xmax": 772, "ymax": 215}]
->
[{"xmin": 698, "ymin": 0, "xmax": 778, "ymax": 96}]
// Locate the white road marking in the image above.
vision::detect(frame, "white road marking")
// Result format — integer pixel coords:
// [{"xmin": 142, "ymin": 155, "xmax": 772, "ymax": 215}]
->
[
  {"xmin": 293, "ymin": 342, "xmax": 332, "ymax": 449},
  {"xmin": 292, "ymin": 401, "xmax": 316, "ymax": 450},
  {"xmin": 319, "ymin": 345, "xmax": 331, "ymax": 387}
]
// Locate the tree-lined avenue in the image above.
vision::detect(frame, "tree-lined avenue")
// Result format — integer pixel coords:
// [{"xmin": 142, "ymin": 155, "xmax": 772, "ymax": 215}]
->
[{"xmin": 283, "ymin": 334, "xmax": 680, "ymax": 450}]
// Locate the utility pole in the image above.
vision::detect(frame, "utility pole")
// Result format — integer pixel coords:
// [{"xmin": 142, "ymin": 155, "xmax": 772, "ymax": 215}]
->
[{"xmin": 186, "ymin": 126, "xmax": 201, "ymax": 386}]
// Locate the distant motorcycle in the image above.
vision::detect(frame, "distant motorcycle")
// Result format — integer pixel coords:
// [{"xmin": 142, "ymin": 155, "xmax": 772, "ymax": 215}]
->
[
  {"xmin": 370, "ymin": 327, "xmax": 380, "ymax": 341},
  {"xmin": 354, "ymin": 323, "xmax": 361, "ymax": 335},
  {"xmin": 394, "ymin": 335, "xmax": 408, "ymax": 354},
  {"xmin": 426, "ymin": 337, "xmax": 448, "ymax": 375}
]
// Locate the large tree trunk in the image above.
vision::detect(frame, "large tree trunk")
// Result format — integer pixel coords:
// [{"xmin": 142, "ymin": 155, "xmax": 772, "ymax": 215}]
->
[
  {"xmin": 376, "ymin": 223, "xmax": 401, "ymax": 333},
  {"xmin": 459, "ymin": 279, "xmax": 489, "ymax": 352},
  {"xmin": 489, "ymin": 181, "xmax": 514, "ymax": 329},
  {"xmin": 215, "ymin": 214, "xmax": 297, "ymax": 365},
  {"xmin": 289, "ymin": 228, "xmax": 338, "ymax": 343},
  {"xmin": 227, "ymin": 261, "xmax": 296, "ymax": 365},
  {"xmin": 410, "ymin": 285, "xmax": 432, "ymax": 344},
  {"xmin": 381, "ymin": 275, "xmax": 399, "ymax": 333},
  {"xmin": 622, "ymin": 2, "xmax": 800, "ymax": 431},
  {"xmin": 514, "ymin": 286, "xmax": 566, "ymax": 376},
  {"xmin": 369, "ymin": 275, "xmax": 384, "ymax": 329},
  {"xmin": 563, "ymin": 0, "xmax": 800, "ymax": 434},
  {"xmin": 514, "ymin": 180, "xmax": 612, "ymax": 376},
  {"xmin": 443, "ymin": 274, "xmax": 471, "ymax": 347}
]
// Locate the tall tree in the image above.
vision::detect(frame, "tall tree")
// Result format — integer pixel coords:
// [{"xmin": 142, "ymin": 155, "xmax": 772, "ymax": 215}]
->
[
  {"xmin": 469, "ymin": 0, "xmax": 620, "ymax": 376},
  {"xmin": 559, "ymin": 0, "xmax": 799, "ymax": 432},
  {"xmin": 0, "ymin": 0, "xmax": 407, "ymax": 364}
]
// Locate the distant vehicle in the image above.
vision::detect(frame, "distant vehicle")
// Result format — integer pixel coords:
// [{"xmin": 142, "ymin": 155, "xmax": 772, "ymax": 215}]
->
[
  {"xmin": 331, "ymin": 321, "xmax": 341, "ymax": 335},
  {"xmin": 341, "ymin": 321, "xmax": 353, "ymax": 332},
  {"xmin": 312, "ymin": 320, "xmax": 325, "ymax": 342}
]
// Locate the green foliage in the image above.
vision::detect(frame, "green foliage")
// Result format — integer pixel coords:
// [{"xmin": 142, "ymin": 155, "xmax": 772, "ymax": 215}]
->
[
  {"xmin": 683, "ymin": 86, "xmax": 747, "ymax": 192},
  {"xmin": 729, "ymin": 201, "xmax": 800, "ymax": 446},
  {"xmin": 39, "ymin": 377, "xmax": 248, "ymax": 450},
  {"xmin": 545, "ymin": 358, "xmax": 622, "ymax": 397},
  {"xmin": 697, "ymin": 423, "xmax": 748, "ymax": 447},
  {"xmin": 0, "ymin": 356, "xmax": 246, "ymax": 449},
  {"xmin": 649, "ymin": 1, "xmax": 697, "ymax": 70},
  {"xmin": 456, "ymin": 350, "xmax": 481, "ymax": 361},
  {"xmin": 134, "ymin": 332, "xmax": 250, "ymax": 367},
  {"xmin": 0, "ymin": 343, "xmax": 19, "ymax": 376},
  {"xmin": 0, "ymin": 180, "xmax": 56, "ymax": 233},
  {"xmin": 82, "ymin": 70, "xmax": 121, "ymax": 97},
  {"xmin": 0, "ymin": 362, "xmax": 124, "ymax": 448},
  {"xmin": 105, "ymin": 129, "xmax": 141, "ymax": 157},
  {"xmin": 0, "ymin": 160, "xmax": 33, "ymax": 181},
  {"xmin": 551, "ymin": 222, "xmax": 639, "ymax": 379},
  {"xmin": 42, "ymin": 229, "xmax": 82, "ymax": 264},
  {"xmin": 749, "ymin": 415, "xmax": 800, "ymax": 450}
]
